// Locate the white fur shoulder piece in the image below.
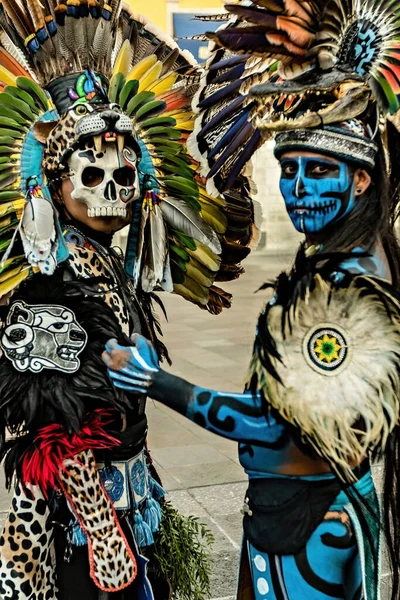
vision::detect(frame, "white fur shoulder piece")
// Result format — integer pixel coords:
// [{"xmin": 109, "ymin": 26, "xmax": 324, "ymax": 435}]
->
[{"xmin": 248, "ymin": 275, "xmax": 400, "ymax": 480}]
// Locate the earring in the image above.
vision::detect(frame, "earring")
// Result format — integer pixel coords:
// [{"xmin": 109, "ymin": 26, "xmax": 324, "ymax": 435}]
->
[{"xmin": 356, "ymin": 188, "xmax": 362, "ymax": 194}]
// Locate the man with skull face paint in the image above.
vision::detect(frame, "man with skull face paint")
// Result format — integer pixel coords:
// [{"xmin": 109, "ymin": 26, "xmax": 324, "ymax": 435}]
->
[
  {"xmin": 102, "ymin": 1, "xmax": 400, "ymax": 599},
  {"xmin": 0, "ymin": 3, "xmax": 256, "ymax": 600}
]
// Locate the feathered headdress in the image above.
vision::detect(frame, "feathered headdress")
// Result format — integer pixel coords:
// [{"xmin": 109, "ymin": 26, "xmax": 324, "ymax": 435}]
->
[
  {"xmin": 190, "ymin": 0, "xmax": 400, "ymax": 193},
  {"xmin": 0, "ymin": 0, "xmax": 257, "ymax": 314}
]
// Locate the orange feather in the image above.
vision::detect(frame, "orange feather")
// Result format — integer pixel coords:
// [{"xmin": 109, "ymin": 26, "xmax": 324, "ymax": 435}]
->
[{"xmin": 0, "ymin": 49, "xmax": 31, "ymax": 78}]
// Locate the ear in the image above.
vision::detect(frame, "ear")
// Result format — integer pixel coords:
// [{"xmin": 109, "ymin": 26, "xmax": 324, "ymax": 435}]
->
[
  {"xmin": 10, "ymin": 302, "xmax": 34, "ymax": 325},
  {"xmin": 33, "ymin": 121, "xmax": 58, "ymax": 144},
  {"xmin": 353, "ymin": 169, "xmax": 372, "ymax": 196}
]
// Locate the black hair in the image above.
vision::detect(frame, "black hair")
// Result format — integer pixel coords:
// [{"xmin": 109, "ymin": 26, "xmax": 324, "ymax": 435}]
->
[{"xmin": 311, "ymin": 131, "xmax": 400, "ymax": 288}]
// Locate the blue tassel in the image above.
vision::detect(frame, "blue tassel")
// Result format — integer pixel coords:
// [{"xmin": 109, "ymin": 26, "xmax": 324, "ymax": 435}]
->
[
  {"xmin": 133, "ymin": 510, "xmax": 154, "ymax": 548},
  {"xmin": 150, "ymin": 476, "xmax": 166, "ymax": 501},
  {"xmin": 143, "ymin": 496, "xmax": 162, "ymax": 533},
  {"xmin": 70, "ymin": 521, "xmax": 87, "ymax": 547}
]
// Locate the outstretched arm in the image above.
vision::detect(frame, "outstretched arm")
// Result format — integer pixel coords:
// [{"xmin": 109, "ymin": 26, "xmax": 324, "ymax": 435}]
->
[{"xmin": 103, "ymin": 336, "xmax": 272, "ymax": 445}]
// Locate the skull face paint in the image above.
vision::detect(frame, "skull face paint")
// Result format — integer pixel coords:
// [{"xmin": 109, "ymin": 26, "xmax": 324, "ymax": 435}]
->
[
  {"xmin": 69, "ymin": 139, "xmax": 140, "ymax": 219},
  {"xmin": 1, "ymin": 302, "xmax": 87, "ymax": 373},
  {"xmin": 279, "ymin": 155, "xmax": 356, "ymax": 234}
]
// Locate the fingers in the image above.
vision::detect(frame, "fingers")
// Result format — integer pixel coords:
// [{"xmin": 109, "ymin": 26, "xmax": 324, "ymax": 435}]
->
[
  {"xmin": 108, "ymin": 370, "xmax": 151, "ymax": 389},
  {"xmin": 105, "ymin": 338, "xmax": 119, "ymax": 353}
]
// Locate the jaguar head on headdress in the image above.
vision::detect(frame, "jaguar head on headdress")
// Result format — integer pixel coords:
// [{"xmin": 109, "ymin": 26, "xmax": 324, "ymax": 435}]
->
[{"xmin": 34, "ymin": 94, "xmax": 141, "ymax": 234}]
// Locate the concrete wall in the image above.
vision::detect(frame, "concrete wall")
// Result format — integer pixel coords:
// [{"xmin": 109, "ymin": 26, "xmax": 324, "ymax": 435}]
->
[{"xmin": 252, "ymin": 142, "xmax": 302, "ymax": 254}]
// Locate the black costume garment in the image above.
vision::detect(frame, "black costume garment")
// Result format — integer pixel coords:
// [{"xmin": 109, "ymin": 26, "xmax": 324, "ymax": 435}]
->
[{"xmin": 0, "ymin": 223, "xmax": 170, "ymax": 599}]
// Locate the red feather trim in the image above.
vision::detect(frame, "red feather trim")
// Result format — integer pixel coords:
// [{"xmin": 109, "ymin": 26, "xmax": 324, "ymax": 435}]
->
[
  {"xmin": 377, "ymin": 66, "xmax": 400, "ymax": 95},
  {"xmin": 21, "ymin": 410, "xmax": 121, "ymax": 496}
]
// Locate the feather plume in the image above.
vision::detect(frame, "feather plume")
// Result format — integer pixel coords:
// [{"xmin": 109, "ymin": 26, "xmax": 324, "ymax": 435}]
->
[
  {"xmin": 160, "ymin": 197, "xmax": 221, "ymax": 254},
  {"xmin": 0, "ymin": 0, "xmax": 31, "ymax": 40},
  {"xmin": 141, "ymin": 203, "xmax": 168, "ymax": 293}
]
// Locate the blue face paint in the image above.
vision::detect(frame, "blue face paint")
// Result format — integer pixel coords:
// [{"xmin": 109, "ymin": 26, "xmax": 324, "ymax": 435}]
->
[{"xmin": 279, "ymin": 156, "xmax": 356, "ymax": 234}]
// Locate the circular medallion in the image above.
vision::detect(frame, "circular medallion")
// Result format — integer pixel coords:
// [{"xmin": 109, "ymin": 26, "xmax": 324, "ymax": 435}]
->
[
  {"xmin": 302, "ymin": 323, "xmax": 350, "ymax": 376},
  {"xmin": 98, "ymin": 466, "xmax": 124, "ymax": 503}
]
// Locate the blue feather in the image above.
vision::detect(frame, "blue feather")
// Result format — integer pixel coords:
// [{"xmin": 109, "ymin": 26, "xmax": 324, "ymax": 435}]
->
[{"xmin": 208, "ymin": 108, "xmax": 252, "ymax": 159}]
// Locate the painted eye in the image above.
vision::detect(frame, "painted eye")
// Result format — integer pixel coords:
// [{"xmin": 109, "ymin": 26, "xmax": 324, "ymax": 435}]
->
[
  {"xmin": 281, "ymin": 163, "xmax": 297, "ymax": 177},
  {"xmin": 75, "ymin": 104, "xmax": 88, "ymax": 116},
  {"xmin": 48, "ymin": 323, "xmax": 69, "ymax": 333},
  {"xmin": 312, "ymin": 165, "xmax": 329, "ymax": 175}
]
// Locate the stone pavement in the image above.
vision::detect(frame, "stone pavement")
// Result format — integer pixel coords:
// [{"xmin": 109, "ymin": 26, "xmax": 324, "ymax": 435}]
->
[{"xmin": 147, "ymin": 251, "xmax": 293, "ymax": 599}]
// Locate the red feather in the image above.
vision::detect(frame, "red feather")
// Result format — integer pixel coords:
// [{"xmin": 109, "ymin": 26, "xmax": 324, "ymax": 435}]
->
[
  {"xmin": 21, "ymin": 410, "xmax": 121, "ymax": 496},
  {"xmin": 377, "ymin": 66, "xmax": 400, "ymax": 95}
]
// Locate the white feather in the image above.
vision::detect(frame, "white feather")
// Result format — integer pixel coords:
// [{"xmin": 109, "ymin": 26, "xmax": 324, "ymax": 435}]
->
[
  {"xmin": 160, "ymin": 196, "xmax": 221, "ymax": 254},
  {"xmin": 141, "ymin": 204, "xmax": 168, "ymax": 293}
]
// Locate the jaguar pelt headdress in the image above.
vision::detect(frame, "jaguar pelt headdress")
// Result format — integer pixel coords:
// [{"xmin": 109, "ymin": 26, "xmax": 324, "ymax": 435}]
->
[{"xmin": 0, "ymin": 0, "xmax": 258, "ymax": 314}]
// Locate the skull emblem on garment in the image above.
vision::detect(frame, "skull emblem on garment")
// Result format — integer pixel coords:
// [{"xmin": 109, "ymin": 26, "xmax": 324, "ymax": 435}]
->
[
  {"xmin": 69, "ymin": 139, "xmax": 140, "ymax": 218},
  {"xmin": 0, "ymin": 302, "xmax": 87, "ymax": 373}
]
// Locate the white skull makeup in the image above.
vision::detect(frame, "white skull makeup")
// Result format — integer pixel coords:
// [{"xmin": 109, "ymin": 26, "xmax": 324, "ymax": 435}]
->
[
  {"xmin": 69, "ymin": 139, "xmax": 140, "ymax": 218},
  {"xmin": 0, "ymin": 302, "xmax": 87, "ymax": 373}
]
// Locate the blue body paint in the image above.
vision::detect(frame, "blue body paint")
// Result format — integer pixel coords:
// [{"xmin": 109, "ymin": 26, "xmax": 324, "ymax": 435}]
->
[{"xmin": 279, "ymin": 157, "xmax": 355, "ymax": 234}]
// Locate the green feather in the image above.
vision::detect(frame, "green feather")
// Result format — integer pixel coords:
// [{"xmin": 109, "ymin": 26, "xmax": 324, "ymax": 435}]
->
[
  {"xmin": 0, "ymin": 146, "xmax": 15, "ymax": 155},
  {"xmin": 157, "ymin": 149, "xmax": 192, "ymax": 165},
  {"xmin": 0, "ymin": 106, "xmax": 26, "ymax": 125},
  {"xmin": 376, "ymin": 74, "xmax": 399, "ymax": 114},
  {"xmin": 0, "ymin": 117, "xmax": 25, "ymax": 131},
  {"xmin": 172, "ymin": 230, "xmax": 197, "ymax": 251},
  {"xmin": 108, "ymin": 72, "xmax": 126, "ymax": 103},
  {"xmin": 126, "ymin": 91, "xmax": 155, "ymax": 116},
  {"xmin": 0, "ymin": 137, "xmax": 18, "ymax": 146},
  {"xmin": 0, "ymin": 190, "xmax": 21, "ymax": 201},
  {"xmin": 169, "ymin": 242, "xmax": 190, "ymax": 262},
  {"xmin": 0, "ymin": 156, "xmax": 16, "ymax": 164},
  {"xmin": 163, "ymin": 176, "xmax": 199, "ymax": 195},
  {"xmin": 0, "ymin": 164, "xmax": 17, "ymax": 173},
  {"xmin": 136, "ymin": 100, "xmax": 167, "ymax": 121},
  {"xmin": 149, "ymin": 139, "xmax": 182, "ymax": 151},
  {"xmin": 1, "ymin": 92, "xmax": 35, "ymax": 121},
  {"xmin": 144, "ymin": 126, "xmax": 181, "ymax": 140},
  {"xmin": 141, "ymin": 116, "xmax": 176, "ymax": 129},
  {"xmin": 119, "ymin": 80, "xmax": 140, "ymax": 109},
  {"xmin": 158, "ymin": 162, "xmax": 194, "ymax": 180},
  {"xmin": 170, "ymin": 259, "xmax": 186, "ymax": 284},
  {"xmin": 16, "ymin": 77, "xmax": 50, "ymax": 111},
  {"xmin": 0, "ymin": 129, "xmax": 23, "ymax": 139}
]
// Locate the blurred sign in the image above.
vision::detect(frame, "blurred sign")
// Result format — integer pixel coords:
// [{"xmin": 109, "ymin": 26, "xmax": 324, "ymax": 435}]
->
[{"xmin": 173, "ymin": 12, "xmax": 223, "ymax": 64}]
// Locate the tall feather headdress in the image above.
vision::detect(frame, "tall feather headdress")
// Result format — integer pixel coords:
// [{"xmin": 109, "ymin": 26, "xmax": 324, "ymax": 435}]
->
[
  {"xmin": 0, "ymin": 0, "xmax": 257, "ymax": 313},
  {"xmin": 190, "ymin": 0, "xmax": 400, "ymax": 193}
]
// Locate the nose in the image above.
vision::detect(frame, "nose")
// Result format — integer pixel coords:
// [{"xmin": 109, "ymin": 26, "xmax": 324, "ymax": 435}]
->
[
  {"xmin": 100, "ymin": 110, "xmax": 120, "ymax": 129},
  {"xmin": 105, "ymin": 181, "xmax": 117, "ymax": 202},
  {"xmin": 294, "ymin": 175, "xmax": 306, "ymax": 199}
]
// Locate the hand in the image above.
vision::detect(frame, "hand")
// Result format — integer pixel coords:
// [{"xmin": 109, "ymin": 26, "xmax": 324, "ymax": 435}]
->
[{"xmin": 102, "ymin": 334, "xmax": 159, "ymax": 394}]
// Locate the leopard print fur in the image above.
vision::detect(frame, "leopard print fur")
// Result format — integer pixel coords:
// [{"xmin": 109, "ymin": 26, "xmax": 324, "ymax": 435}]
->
[
  {"xmin": 67, "ymin": 242, "xmax": 130, "ymax": 334},
  {"xmin": 0, "ymin": 483, "xmax": 57, "ymax": 599},
  {"xmin": 42, "ymin": 112, "xmax": 77, "ymax": 176},
  {"xmin": 57, "ymin": 450, "xmax": 137, "ymax": 592}
]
